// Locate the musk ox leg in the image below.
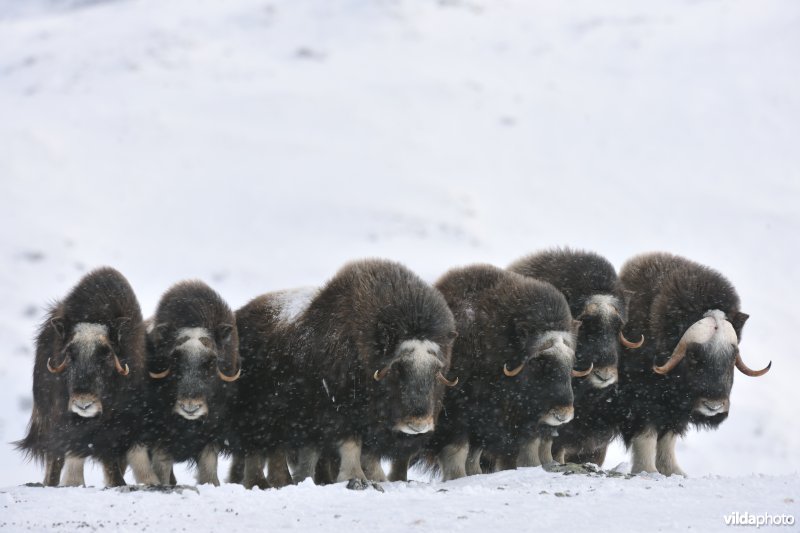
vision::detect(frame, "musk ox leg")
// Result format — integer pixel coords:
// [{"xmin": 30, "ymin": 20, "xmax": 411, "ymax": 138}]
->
[
  {"xmin": 292, "ymin": 446, "xmax": 321, "ymax": 483},
  {"xmin": 336, "ymin": 438, "xmax": 368, "ymax": 484},
  {"xmin": 196, "ymin": 445, "xmax": 220, "ymax": 486},
  {"xmin": 388, "ymin": 452, "xmax": 412, "ymax": 482},
  {"xmin": 577, "ymin": 445, "xmax": 607, "ymax": 468},
  {"xmin": 126, "ymin": 445, "xmax": 159, "ymax": 485},
  {"xmin": 314, "ymin": 453, "xmax": 338, "ymax": 485},
  {"xmin": 630, "ymin": 428, "xmax": 658, "ymax": 474},
  {"xmin": 656, "ymin": 432, "xmax": 686, "ymax": 477},
  {"xmin": 44, "ymin": 454, "xmax": 65, "ymax": 487},
  {"xmin": 516, "ymin": 438, "xmax": 542, "ymax": 468},
  {"xmin": 61, "ymin": 454, "xmax": 86, "ymax": 487},
  {"xmin": 466, "ymin": 446, "xmax": 483, "ymax": 476},
  {"xmin": 102, "ymin": 458, "xmax": 126, "ymax": 487},
  {"xmin": 151, "ymin": 448, "xmax": 175, "ymax": 486},
  {"xmin": 228, "ymin": 454, "xmax": 244, "ymax": 484},
  {"xmin": 553, "ymin": 445, "xmax": 567, "ymax": 465},
  {"xmin": 495, "ymin": 454, "xmax": 515, "ymax": 471},
  {"xmin": 243, "ymin": 453, "xmax": 267, "ymax": 489},
  {"xmin": 361, "ymin": 451, "xmax": 387, "ymax": 482},
  {"xmin": 538, "ymin": 438, "xmax": 557, "ymax": 468},
  {"xmin": 267, "ymin": 449, "xmax": 292, "ymax": 488},
  {"xmin": 438, "ymin": 442, "xmax": 468, "ymax": 481}
]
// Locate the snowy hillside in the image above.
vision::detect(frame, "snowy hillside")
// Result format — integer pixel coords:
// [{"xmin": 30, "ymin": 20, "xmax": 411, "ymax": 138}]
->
[{"xmin": 1, "ymin": 0, "xmax": 799, "ymax": 530}]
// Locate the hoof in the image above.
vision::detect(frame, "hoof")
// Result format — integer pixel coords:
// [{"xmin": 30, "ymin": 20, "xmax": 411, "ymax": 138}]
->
[
  {"xmin": 345, "ymin": 478, "xmax": 384, "ymax": 492},
  {"xmin": 253, "ymin": 479, "xmax": 270, "ymax": 490},
  {"xmin": 114, "ymin": 484, "xmax": 199, "ymax": 494},
  {"xmin": 542, "ymin": 461, "xmax": 565, "ymax": 473}
]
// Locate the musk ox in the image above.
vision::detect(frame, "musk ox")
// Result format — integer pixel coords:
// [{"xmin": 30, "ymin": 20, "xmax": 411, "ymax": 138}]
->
[
  {"xmin": 427, "ymin": 264, "xmax": 582, "ymax": 480},
  {"xmin": 618, "ymin": 252, "xmax": 770, "ymax": 476},
  {"xmin": 508, "ymin": 248, "xmax": 644, "ymax": 466},
  {"xmin": 16, "ymin": 267, "xmax": 154, "ymax": 487},
  {"xmin": 228, "ymin": 286, "xmax": 319, "ymax": 490},
  {"xmin": 144, "ymin": 281, "xmax": 241, "ymax": 486},
  {"xmin": 231, "ymin": 259, "xmax": 457, "ymax": 490}
]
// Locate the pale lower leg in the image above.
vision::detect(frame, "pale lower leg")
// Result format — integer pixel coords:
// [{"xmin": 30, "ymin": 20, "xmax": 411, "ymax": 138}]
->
[
  {"xmin": 196, "ymin": 445, "xmax": 220, "ymax": 486},
  {"xmin": 439, "ymin": 442, "xmax": 468, "ymax": 481},
  {"xmin": 126, "ymin": 445, "xmax": 159, "ymax": 485},
  {"xmin": 631, "ymin": 428, "xmax": 658, "ymax": 474},
  {"xmin": 656, "ymin": 431, "xmax": 686, "ymax": 477},
  {"xmin": 336, "ymin": 438, "xmax": 367, "ymax": 483}
]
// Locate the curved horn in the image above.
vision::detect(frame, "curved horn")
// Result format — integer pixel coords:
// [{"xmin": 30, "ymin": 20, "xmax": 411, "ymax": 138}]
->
[
  {"xmin": 436, "ymin": 371, "xmax": 459, "ymax": 387},
  {"xmin": 373, "ymin": 367, "xmax": 390, "ymax": 381},
  {"xmin": 571, "ymin": 362, "xmax": 594, "ymax": 378},
  {"xmin": 735, "ymin": 354, "xmax": 771, "ymax": 377},
  {"xmin": 149, "ymin": 368, "xmax": 170, "ymax": 379},
  {"xmin": 217, "ymin": 367, "xmax": 241, "ymax": 383},
  {"xmin": 619, "ymin": 331, "xmax": 644, "ymax": 349},
  {"xmin": 653, "ymin": 340, "xmax": 688, "ymax": 375},
  {"xmin": 46, "ymin": 357, "xmax": 68, "ymax": 374},
  {"xmin": 503, "ymin": 362, "xmax": 525, "ymax": 377},
  {"xmin": 114, "ymin": 354, "xmax": 130, "ymax": 376}
]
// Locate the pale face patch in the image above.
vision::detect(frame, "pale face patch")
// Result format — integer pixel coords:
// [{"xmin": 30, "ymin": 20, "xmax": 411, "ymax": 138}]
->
[
  {"xmin": 71, "ymin": 323, "xmax": 109, "ymax": 357},
  {"xmin": 535, "ymin": 331, "xmax": 576, "ymax": 364},
  {"xmin": 175, "ymin": 327, "xmax": 211, "ymax": 357},
  {"xmin": 395, "ymin": 339, "xmax": 442, "ymax": 370},
  {"xmin": 678, "ymin": 310, "xmax": 737, "ymax": 363},
  {"xmin": 583, "ymin": 294, "xmax": 621, "ymax": 321}
]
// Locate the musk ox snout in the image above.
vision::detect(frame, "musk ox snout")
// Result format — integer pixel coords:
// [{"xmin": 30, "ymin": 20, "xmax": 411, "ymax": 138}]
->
[
  {"xmin": 589, "ymin": 366, "xmax": 618, "ymax": 388},
  {"xmin": 694, "ymin": 397, "xmax": 730, "ymax": 417},
  {"xmin": 394, "ymin": 415, "xmax": 435, "ymax": 435},
  {"xmin": 69, "ymin": 393, "xmax": 102, "ymax": 418},
  {"xmin": 540, "ymin": 405, "xmax": 574, "ymax": 426},
  {"xmin": 174, "ymin": 398, "xmax": 208, "ymax": 420}
]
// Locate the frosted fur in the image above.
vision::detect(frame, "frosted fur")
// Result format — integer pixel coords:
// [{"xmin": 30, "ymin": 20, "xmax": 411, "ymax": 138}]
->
[{"xmin": 274, "ymin": 287, "xmax": 318, "ymax": 323}]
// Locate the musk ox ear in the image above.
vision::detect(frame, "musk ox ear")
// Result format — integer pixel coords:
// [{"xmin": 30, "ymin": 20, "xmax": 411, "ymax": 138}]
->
[
  {"xmin": 728, "ymin": 311, "xmax": 749, "ymax": 339},
  {"xmin": 216, "ymin": 323, "xmax": 234, "ymax": 345},
  {"xmin": 50, "ymin": 317, "xmax": 66, "ymax": 340}
]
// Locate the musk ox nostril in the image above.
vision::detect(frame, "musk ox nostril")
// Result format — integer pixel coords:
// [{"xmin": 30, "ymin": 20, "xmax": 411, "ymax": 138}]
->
[
  {"xmin": 179, "ymin": 402, "xmax": 202, "ymax": 414},
  {"xmin": 395, "ymin": 416, "xmax": 435, "ymax": 435},
  {"xmin": 175, "ymin": 399, "xmax": 208, "ymax": 420}
]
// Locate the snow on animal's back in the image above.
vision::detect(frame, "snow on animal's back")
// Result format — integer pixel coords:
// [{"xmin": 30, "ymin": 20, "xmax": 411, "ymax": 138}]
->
[{"xmin": 273, "ymin": 287, "xmax": 319, "ymax": 324}]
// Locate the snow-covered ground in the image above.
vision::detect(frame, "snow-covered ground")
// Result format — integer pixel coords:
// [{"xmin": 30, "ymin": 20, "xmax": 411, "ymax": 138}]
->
[{"xmin": 1, "ymin": 0, "xmax": 798, "ymax": 530}]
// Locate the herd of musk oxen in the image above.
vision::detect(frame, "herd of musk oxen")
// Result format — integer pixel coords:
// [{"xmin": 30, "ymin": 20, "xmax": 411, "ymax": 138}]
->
[{"xmin": 16, "ymin": 249, "xmax": 771, "ymax": 490}]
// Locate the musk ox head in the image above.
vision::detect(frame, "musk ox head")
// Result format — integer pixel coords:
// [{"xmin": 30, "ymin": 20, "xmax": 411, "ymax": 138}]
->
[
  {"xmin": 148, "ymin": 324, "xmax": 239, "ymax": 421},
  {"xmin": 46, "ymin": 318, "xmax": 132, "ymax": 418},
  {"xmin": 371, "ymin": 331, "xmax": 458, "ymax": 436},
  {"xmin": 575, "ymin": 294, "xmax": 644, "ymax": 389},
  {"xmin": 653, "ymin": 310, "xmax": 769, "ymax": 422},
  {"xmin": 503, "ymin": 328, "xmax": 581, "ymax": 427}
]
